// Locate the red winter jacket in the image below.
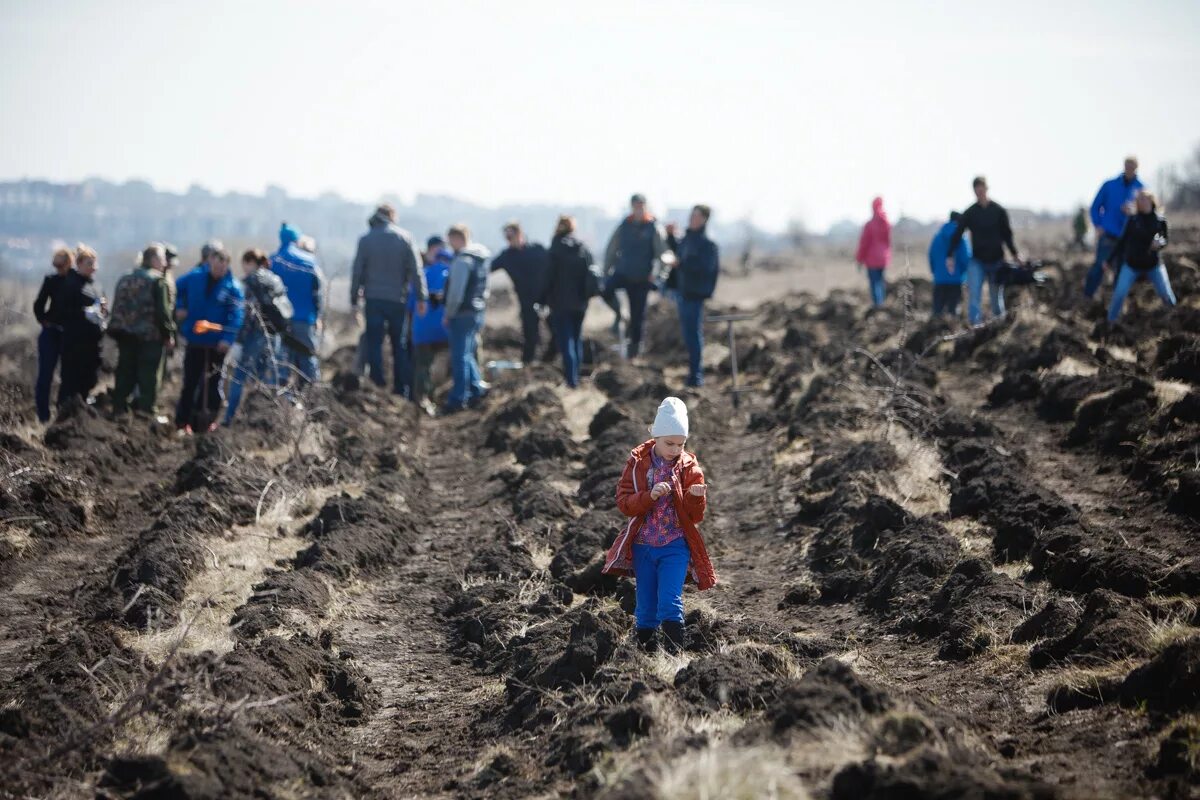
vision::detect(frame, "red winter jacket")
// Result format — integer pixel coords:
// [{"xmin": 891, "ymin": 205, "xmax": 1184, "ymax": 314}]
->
[
  {"xmin": 602, "ymin": 440, "xmax": 717, "ymax": 590},
  {"xmin": 855, "ymin": 197, "xmax": 892, "ymax": 269}
]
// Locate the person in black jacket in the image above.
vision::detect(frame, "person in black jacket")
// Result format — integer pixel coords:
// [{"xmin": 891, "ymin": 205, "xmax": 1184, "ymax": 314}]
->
[
  {"xmin": 667, "ymin": 205, "xmax": 720, "ymax": 387},
  {"xmin": 947, "ymin": 176, "xmax": 1023, "ymax": 325},
  {"xmin": 59, "ymin": 245, "xmax": 107, "ymax": 405},
  {"xmin": 31, "ymin": 248, "xmax": 76, "ymax": 422},
  {"xmin": 491, "ymin": 221, "xmax": 553, "ymax": 364},
  {"xmin": 1106, "ymin": 190, "xmax": 1174, "ymax": 322},
  {"xmin": 542, "ymin": 216, "xmax": 595, "ymax": 388}
]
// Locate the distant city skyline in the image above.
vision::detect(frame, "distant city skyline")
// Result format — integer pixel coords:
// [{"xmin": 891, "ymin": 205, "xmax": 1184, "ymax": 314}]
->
[{"xmin": 3, "ymin": 0, "xmax": 1199, "ymax": 231}]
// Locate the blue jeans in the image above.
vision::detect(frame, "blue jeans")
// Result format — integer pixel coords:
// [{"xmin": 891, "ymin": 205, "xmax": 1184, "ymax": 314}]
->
[
  {"xmin": 1107, "ymin": 264, "xmax": 1176, "ymax": 322},
  {"xmin": 224, "ymin": 330, "xmax": 281, "ymax": 424},
  {"xmin": 1084, "ymin": 233, "xmax": 1119, "ymax": 298},
  {"xmin": 967, "ymin": 259, "xmax": 1005, "ymax": 325},
  {"xmin": 35, "ymin": 326, "xmax": 64, "ymax": 422},
  {"xmin": 446, "ymin": 311, "xmax": 485, "ymax": 408},
  {"xmin": 866, "ymin": 269, "xmax": 886, "ymax": 307},
  {"xmin": 551, "ymin": 310, "xmax": 585, "ymax": 388},
  {"xmin": 677, "ymin": 297, "xmax": 705, "ymax": 386},
  {"xmin": 364, "ymin": 299, "xmax": 410, "ymax": 395},
  {"xmin": 633, "ymin": 538, "xmax": 690, "ymax": 629},
  {"xmin": 284, "ymin": 321, "xmax": 320, "ymax": 385}
]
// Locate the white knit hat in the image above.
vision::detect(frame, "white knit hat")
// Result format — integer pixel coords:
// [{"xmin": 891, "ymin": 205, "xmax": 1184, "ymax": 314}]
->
[{"xmin": 651, "ymin": 397, "xmax": 689, "ymax": 438}]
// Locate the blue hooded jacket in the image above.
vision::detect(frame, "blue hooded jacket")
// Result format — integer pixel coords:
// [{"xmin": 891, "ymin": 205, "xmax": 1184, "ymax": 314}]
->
[
  {"xmin": 410, "ymin": 250, "xmax": 452, "ymax": 346},
  {"xmin": 1090, "ymin": 174, "xmax": 1143, "ymax": 238},
  {"xmin": 271, "ymin": 224, "xmax": 325, "ymax": 324},
  {"xmin": 175, "ymin": 264, "xmax": 245, "ymax": 347},
  {"xmin": 928, "ymin": 220, "xmax": 971, "ymax": 285}
]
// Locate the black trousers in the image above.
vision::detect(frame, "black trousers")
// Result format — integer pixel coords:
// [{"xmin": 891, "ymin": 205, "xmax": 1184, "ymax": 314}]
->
[
  {"xmin": 59, "ymin": 326, "xmax": 102, "ymax": 403},
  {"xmin": 175, "ymin": 345, "xmax": 223, "ymax": 427}
]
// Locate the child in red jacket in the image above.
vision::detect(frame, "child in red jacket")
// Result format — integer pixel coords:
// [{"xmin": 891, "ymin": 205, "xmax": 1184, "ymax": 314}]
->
[{"xmin": 602, "ymin": 397, "xmax": 717, "ymax": 653}]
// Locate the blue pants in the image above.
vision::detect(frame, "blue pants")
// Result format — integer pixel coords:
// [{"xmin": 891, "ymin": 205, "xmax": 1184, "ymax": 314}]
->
[
  {"xmin": 1107, "ymin": 263, "xmax": 1176, "ymax": 322},
  {"xmin": 551, "ymin": 310, "xmax": 585, "ymax": 388},
  {"xmin": 35, "ymin": 326, "xmax": 64, "ymax": 422},
  {"xmin": 677, "ymin": 297, "xmax": 705, "ymax": 386},
  {"xmin": 1084, "ymin": 233, "xmax": 1119, "ymax": 298},
  {"xmin": 224, "ymin": 330, "xmax": 281, "ymax": 425},
  {"xmin": 284, "ymin": 321, "xmax": 320, "ymax": 385},
  {"xmin": 608, "ymin": 274, "xmax": 652, "ymax": 357},
  {"xmin": 967, "ymin": 259, "xmax": 1005, "ymax": 325},
  {"xmin": 364, "ymin": 298, "xmax": 410, "ymax": 395},
  {"xmin": 446, "ymin": 311, "xmax": 485, "ymax": 409},
  {"xmin": 633, "ymin": 538, "xmax": 690, "ymax": 629},
  {"xmin": 866, "ymin": 269, "xmax": 886, "ymax": 307}
]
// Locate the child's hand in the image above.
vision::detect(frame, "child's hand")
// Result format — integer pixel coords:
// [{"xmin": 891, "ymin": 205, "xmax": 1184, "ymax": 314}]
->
[
  {"xmin": 688, "ymin": 484, "xmax": 707, "ymax": 497},
  {"xmin": 650, "ymin": 482, "xmax": 672, "ymax": 500}
]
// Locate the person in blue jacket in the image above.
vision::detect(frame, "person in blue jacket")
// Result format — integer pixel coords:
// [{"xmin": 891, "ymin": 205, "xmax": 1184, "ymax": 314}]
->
[
  {"xmin": 928, "ymin": 211, "xmax": 971, "ymax": 318},
  {"xmin": 1084, "ymin": 156, "xmax": 1143, "ymax": 299},
  {"xmin": 410, "ymin": 236, "xmax": 452, "ymax": 415},
  {"xmin": 174, "ymin": 245, "xmax": 245, "ymax": 433},
  {"xmin": 271, "ymin": 222, "xmax": 324, "ymax": 386}
]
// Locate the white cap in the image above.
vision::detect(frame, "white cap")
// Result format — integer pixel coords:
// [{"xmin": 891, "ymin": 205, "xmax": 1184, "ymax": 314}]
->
[{"xmin": 651, "ymin": 397, "xmax": 689, "ymax": 438}]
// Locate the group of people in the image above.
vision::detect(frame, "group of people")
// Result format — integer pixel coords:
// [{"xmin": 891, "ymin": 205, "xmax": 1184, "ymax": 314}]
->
[
  {"xmin": 31, "ymin": 227, "xmax": 325, "ymax": 431},
  {"xmin": 854, "ymin": 156, "xmax": 1175, "ymax": 325},
  {"xmin": 30, "ymin": 194, "xmax": 720, "ymax": 425}
]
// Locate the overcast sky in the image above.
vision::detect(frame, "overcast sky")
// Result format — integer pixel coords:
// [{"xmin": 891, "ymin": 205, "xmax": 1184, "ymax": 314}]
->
[{"xmin": 3, "ymin": 0, "xmax": 1199, "ymax": 231}]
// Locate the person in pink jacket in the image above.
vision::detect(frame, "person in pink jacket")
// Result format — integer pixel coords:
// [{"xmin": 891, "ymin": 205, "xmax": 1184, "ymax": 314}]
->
[{"xmin": 856, "ymin": 196, "xmax": 892, "ymax": 307}]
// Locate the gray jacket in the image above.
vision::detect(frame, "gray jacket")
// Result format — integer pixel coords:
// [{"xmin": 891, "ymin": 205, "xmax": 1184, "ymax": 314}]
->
[
  {"xmin": 444, "ymin": 243, "xmax": 492, "ymax": 318},
  {"xmin": 350, "ymin": 212, "xmax": 429, "ymax": 306}
]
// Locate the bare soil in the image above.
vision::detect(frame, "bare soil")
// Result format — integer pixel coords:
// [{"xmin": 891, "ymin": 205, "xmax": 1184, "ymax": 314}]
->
[{"xmin": 3, "ymin": 229, "xmax": 1200, "ymax": 799}]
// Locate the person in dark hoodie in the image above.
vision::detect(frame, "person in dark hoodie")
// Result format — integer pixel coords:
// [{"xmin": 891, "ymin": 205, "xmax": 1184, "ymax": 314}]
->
[
  {"xmin": 271, "ymin": 222, "xmax": 324, "ymax": 386},
  {"xmin": 947, "ymin": 176, "xmax": 1023, "ymax": 325},
  {"xmin": 58, "ymin": 245, "xmax": 107, "ymax": 404},
  {"xmin": 31, "ymin": 248, "xmax": 76, "ymax": 422},
  {"xmin": 1106, "ymin": 189, "xmax": 1174, "ymax": 322},
  {"xmin": 224, "ymin": 249, "xmax": 293, "ymax": 425},
  {"xmin": 543, "ymin": 215, "xmax": 596, "ymax": 388},
  {"xmin": 604, "ymin": 193, "xmax": 669, "ymax": 358},
  {"xmin": 491, "ymin": 221, "xmax": 553, "ymax": 364},
  {"xmin": 350, "ymin": 204, "xmax": 429, "ymax": 396},
  {"xmin": 441, "ymin": 223, "xmax": 491, "ymax": 413},
  {"xmin": 668, "ymin": 205, "xmax": 720, "ymax": 387},
  {"xmin": 174, "ymin": 245, "xmax": 244, "ymax": 433}
]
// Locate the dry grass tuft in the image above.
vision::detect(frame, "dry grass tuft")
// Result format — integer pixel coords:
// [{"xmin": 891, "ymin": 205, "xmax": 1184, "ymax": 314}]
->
[{"xmin": 650, "ymin": 743, "xmax": 811, "ymax": 800}]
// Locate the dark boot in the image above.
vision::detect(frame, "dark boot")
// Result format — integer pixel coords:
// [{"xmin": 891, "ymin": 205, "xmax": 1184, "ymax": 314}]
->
[
  {"xmin": 661, "ymin": 621, "xmax": 685, "ymax": 654},
  {"xmin": 635, "ymin": 627, "xmax": 658, "ymax": 653}
]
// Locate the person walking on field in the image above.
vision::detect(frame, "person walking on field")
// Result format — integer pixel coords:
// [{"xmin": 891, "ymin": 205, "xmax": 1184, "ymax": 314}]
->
[
  {"xmin": 108, "ymin": 244, "xmax": 176, "ymax": 415},
  {"xmin": 1072, "ymin": 207, "xmax": 1089, "ymax": 251},
  {"xmin": 543, "ymin": 215, "xmax": 597, "ymax": 389},
  {"xmin": 271, "ymin": 222, "xmax": 324, "ymax": 386},
  {"xmin": 410, "ymin": 236, "xmax": 452, "ymax": 415},
  {"xmin": 855, "ymin": 197, "xmax": 891, "ymax": 308},
  {"xmin": 491, "ymin": 221, "xmax": 552, "ymax": 365},
  {"xmin": 350, "ymin": 204, "xmax": 429, "ymax": 397},
  {"xmin": 669, "ymin": 205, "xmax": 720, "ymax": 387},
  {"xmin": 948, "ymin": 176, "xmax": 1023, "ymax": 326},
  {"xmin": 59, "ymin": 245, "xmax": 107, "ymax": 405},
  {"xmin": 224, "ymin": 249, "xmax": 293, "ymax": 425},
  {"xmin": 32, "ymin": 248, "xmax": 77, "ymax": 422},
  {"xmin": 603, "ymin": 397, "xmax": 715, "ymax": 654},
  {"xmin": 928, "ymin": 212, "xmax": 971, "ymax": 318},
  {"xmin": 441, "ymin": 224, "xmax": 491, "ymax": 413},
  {"xmin": 605, "ymin": 193, "xmax": 669, "ymax": 358},
  {"xmin": 1106, "ymin": 190, "xmax": 1174, "ymax": 322},
  {"xmin": 1085, "ymin": 156, "xmax": 1143, "ymax": 299},
  {"xmin": 174, "ymin": 245, "xmax": 244, "ymax": 433}
]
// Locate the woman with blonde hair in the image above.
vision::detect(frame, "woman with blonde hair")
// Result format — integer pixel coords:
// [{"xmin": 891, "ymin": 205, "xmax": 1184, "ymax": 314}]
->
[
  {"xmin": 31, "ymin": 247, "xmax": 76, "ymax": 421},
  {"xmin": 1106, "ymin": 189, "xmax": 1174, "ymax": 322},
  {"xmin": 542, "ymin": 215, "xmax": 596, "ymax": 388},
  {"xmin": 59, "ymin": 244, "xmax": 107, "ymax": 404}
]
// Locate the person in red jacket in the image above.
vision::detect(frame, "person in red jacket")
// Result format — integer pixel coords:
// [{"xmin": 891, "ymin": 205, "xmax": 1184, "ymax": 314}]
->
[
  {"xmin": 603, "ymin": 397, "xmax": 716, "ymax": 654},
  {"xmin": 855, "ymin": 196, "xmax": 892, "ymax": 308}
]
